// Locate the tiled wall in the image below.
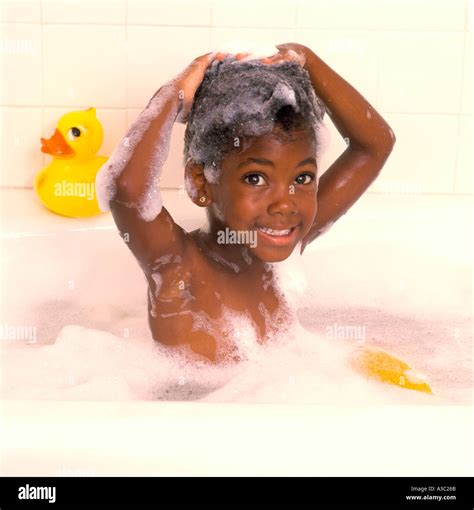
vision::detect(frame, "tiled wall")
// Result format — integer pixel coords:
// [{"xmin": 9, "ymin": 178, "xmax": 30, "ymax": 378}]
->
[{"xmin": 1, "ymin": 0, "xmax": 472, "ymax": 194}]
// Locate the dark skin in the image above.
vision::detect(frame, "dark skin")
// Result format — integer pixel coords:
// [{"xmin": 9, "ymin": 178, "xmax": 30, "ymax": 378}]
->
[{"xmin": 109, "ymin": 43, "xmax": 396, "ymax": 363}]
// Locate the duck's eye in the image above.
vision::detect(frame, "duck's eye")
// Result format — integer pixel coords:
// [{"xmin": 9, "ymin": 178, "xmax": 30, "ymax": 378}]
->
[
  {"xmin": 243, "ymin": 173, "xmax": 266, "ymax": 186},
  {"xmin": 67, "ymin": 127, "xmax": 81, "ymax": 141},
  {"xmin": 295, "ymin": 173, "xmax": 315, "ymax": 185}
]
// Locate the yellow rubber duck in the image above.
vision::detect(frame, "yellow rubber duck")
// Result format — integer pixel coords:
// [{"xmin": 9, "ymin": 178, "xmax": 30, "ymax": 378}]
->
[
  {"xmin": 35, "ymin": 107, "xmax": 108, "ymax": 217},
  {"xmin": 350, "ymin": 345, "xmax": 433, "ymax": 394}
]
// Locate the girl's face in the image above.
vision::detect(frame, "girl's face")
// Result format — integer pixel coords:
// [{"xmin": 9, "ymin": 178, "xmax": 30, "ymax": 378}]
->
[{"xmin": 208, "ymin": 129, "xmax": 318, "ymax": 263}]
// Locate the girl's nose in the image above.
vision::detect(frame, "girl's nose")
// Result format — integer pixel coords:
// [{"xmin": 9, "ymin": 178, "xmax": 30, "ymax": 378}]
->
[{"xmin": 267, "ymin": 186, "xmax": 298, "ymax": 215}]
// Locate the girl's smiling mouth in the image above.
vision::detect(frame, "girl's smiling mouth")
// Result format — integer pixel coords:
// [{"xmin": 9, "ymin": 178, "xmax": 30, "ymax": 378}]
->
[{"xmin": 256, "ymin": 223, "xmax": 300, "ymax": 246}]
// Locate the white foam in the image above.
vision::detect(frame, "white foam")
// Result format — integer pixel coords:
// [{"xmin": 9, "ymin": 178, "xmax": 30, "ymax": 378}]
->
[
  {"xmin": 207, "ymin": 250, "xmax": 240, "ymax": 273},
  {"xmin": 199, "ymin": 321, "xmax": 434, "ymax": 405},
  {"xmin": 148, "ymin": 288, "xmax": 157, "ymax": 318},
  {"xmin": 199, "ymin": 216, "xmax": 211, "ymax": 234},
  {"xmin": 153, "ymin": 253, "xmax": 173, "ymax": 266},
  {"xmin": 217, "ymin": 40, "xmax": 279, "ymax": 60},
  {"xmin": 1, "ymin": 325, "xmax": 239, "ymax": 401},
  {"xmin": 203, "ymin": 164, "xmax": 220, "ymax": 184},
  {"xmin": 0, "ymin": 307, "xmax": 452, "ymax": 404},
  {"xmin": 184, "ymin": 168, "xmax": 199, "ymax": 201},
  {"xmin": 241, "ymin": 247, "xmax": 253, "ymax": 265},
  {"xmin": 273, "ymin": 82, "xmax": 296, "ymax": 107},
  {"xmin": 95, "ymin": 81, "xmax": 178, "ymax": 222},
  {"xmin": 151, "ymin": 272, "xmax": 162, "ymax": 297},
  {"xmin": 271, "ymin": 248, "xmax": 310, "ymax": 308},
  {"xmin": 1, "ymin": 199, "xmax": 471, "ymax": 405}
]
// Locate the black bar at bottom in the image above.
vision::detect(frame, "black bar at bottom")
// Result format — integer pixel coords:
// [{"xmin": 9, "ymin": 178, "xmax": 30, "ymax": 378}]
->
[{"xmin": 0, "ymin": 476, "xmax": 472, "ymax": 508}]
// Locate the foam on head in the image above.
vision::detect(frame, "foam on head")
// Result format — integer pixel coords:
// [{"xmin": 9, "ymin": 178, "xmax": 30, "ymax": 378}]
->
[
  {"xmin": 183, "ymin": 58, "xmax": 328, "ymax": 191},
  {"xmin": 217, "ymin": 40, "xmax": 279, "ymax": 60}
]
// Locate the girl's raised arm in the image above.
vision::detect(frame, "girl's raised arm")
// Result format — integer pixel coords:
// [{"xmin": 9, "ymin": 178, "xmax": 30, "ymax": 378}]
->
[
  {"xmin": 95, "ymin": 53, "xmax": 216, "ymax": 272},
  {"xmin": 269, "ymin": 43, "xmax": 396, "ymax": 253}
]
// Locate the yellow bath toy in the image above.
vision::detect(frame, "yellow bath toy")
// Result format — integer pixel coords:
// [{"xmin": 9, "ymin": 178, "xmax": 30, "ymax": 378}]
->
[
  {"xmin": 350, "ymin": 345, "xmax": 433, "ymax": 394},
  {"xmin": 35, "ymin": 107, "xmax": 108, "ymax": 217}
]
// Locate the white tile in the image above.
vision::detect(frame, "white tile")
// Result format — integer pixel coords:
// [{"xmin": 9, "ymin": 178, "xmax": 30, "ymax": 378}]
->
[
  {"xmin": 295, "ymin": 30, "xmax": 379, "ymax": 108},
  {"xmin": 212, "ymin": 0, "xmax": 296, "ymax": 28},
  {"xmin": 455, "ymin": 115, "xmax": 473, "ymax": 193},
  {"xmin": 378, "ymin": 32, "xmax": 464, "ymax": 114},
  {"xmin": 1, "ymin": 24, "xmax": 42, "ymax": 106},
  {"xmin": 297, "ymin": 0, "xmax": 382, "ymax": 30},
  {"xmin": 377, "ymin": 0, "xmax": 465, "ymax": 31},
  {"xmin": 0, "ymin": 0, "xmax": 41, "ymax": 23},
  {"xmin": 467, "ymin": 0, "xmax": 472, "ymax": 31},
  {"xmin": 0, "ymin": 107, "xmax": 43, "ymax": 187},
  {"xmin": 126, "ymin": 108, "xmax": 185, "ymax": 189},
  {"xmin": 461, "ymin": 30, "xmax": 472, "ymax": 114},
  {"xmin": 211, "ymin": 27, "xmax": 295, "ymax": 51},
  {"xmin": 127, "ymin": 26, "xmax": 210, "ymax": 108},
  {"xmin": 42, "ymin": 0, "xmax": 126, "ymax": 24},
  {"xmin": 43, "ymin": 25, "xmax": 126, "ymax": 107},
  {"xmin": 317, "ymin": 116, "xmax": 347, "ymax": 175},
  {"xmin": 370, "ymin": 113, "xmax": 458, "ymax": 194},
  {"xmin": 94, "ymin": 108, "xmax": 128, "ymax": 158},
  {"xmin": 128, "ymin": 0, "xmax": 211, "ymax": 26}
]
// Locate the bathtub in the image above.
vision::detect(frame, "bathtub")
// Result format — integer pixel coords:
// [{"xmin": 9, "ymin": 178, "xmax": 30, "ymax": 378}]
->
[{"xmin": 0, "ymin": 189, "xmax": 472, "ymax": 476}]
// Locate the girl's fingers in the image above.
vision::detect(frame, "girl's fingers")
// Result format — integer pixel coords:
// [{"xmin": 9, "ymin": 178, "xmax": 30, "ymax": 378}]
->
[
  {"xmin": 207, "ymin": 50, "xmax": 300, "ymax": 65},
  {"xmin": 260, "ymin": 54, "xmax": 287, "ymax": 65}
]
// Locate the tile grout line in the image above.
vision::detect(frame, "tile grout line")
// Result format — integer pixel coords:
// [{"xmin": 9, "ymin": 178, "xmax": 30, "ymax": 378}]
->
[
  {"xmin": 1, "ymin": 22, "xmax": 469, "ymax": 33},
  {"xmin": 294, "ymin": 0, "xmax": 298, "ymax": 38},
  {"xmin": 40, "ymin": 0, "xmax": 45, "ymax": 177},
  {"xmin": 125, "ymin": 0, "xmax": 128, "ymax": 111},
  {"xmin": 125, "ymin": 0, "xmax": 129, "ymax": 126},
  {"xmin": 453, "ymin": 0, "xmax": 469, "ymax": 193}
]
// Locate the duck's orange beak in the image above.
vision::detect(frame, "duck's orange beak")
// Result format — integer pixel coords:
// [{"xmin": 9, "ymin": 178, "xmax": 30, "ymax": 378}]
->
[{"xmin": 40, "ymin": 128, "xmax": 74, "ymax": 156}]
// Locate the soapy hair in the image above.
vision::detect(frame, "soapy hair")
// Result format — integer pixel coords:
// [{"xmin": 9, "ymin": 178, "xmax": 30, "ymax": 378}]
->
[{"xmin": 183, "ymin": 58, "xmax": 327, "ymax": 182}]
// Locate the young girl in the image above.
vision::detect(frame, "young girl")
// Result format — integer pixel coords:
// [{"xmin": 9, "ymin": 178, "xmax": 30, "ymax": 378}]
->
[{"xmin": 96, "ymin": 43, "xmax": 396, "ymax": 364}]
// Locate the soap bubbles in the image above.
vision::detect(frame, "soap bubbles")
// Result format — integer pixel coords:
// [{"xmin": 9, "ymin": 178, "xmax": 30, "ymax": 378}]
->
[{"xmin": 183, "ymin": 58, "xmax": 328, "ymax": 190}]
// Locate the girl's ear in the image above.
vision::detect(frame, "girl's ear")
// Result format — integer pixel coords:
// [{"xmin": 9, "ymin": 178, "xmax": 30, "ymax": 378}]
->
[{"xmin": 184, "ymin": 159, "xmax": 213, "ymax": 207}]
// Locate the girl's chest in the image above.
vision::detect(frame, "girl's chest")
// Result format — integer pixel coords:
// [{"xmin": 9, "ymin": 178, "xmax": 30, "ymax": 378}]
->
[{"xmin": 147, "ymin": 261, "xmax": 287, "ymax": 358}]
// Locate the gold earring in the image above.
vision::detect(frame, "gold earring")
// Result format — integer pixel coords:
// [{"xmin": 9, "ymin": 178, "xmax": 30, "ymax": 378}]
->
[{"xmin": 199, "ymin": 196, "xmax": 206, "ymax": 203}]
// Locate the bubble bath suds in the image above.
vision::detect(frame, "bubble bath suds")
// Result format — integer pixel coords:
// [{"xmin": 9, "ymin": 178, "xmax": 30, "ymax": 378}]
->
[
  {"xmin": 4, "ymin": 48, "xmax": 468, "ymax": 407},
  {"xmin": 183, "ymin": 58, "xmax": 330, "ymax": 190},
  {"xmin": 95, "ymin": 80, "xmax": 179, "ymax": 222},
  {"xmin": 96, "ymin": 52, "xmax": 330, "ymax": 216},
  {"xmin": 0, "ymin": 247, "xmax": 447, "ymax": 406}
]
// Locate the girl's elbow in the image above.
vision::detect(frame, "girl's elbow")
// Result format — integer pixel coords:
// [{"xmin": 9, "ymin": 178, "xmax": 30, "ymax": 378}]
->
[{"xmin": 376, "ymin": 129, "xmax": 396, "ymax": 158}]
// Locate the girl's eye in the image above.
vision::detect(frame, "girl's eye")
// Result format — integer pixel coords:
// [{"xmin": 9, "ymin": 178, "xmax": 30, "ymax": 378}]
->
[
  {"xmin": 243, "ymin": 173, "xmax": 266, "ymax": 186},
  {"xmin": 295, "ymin": 173, "xmax": 315, "ymax": 185}
]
